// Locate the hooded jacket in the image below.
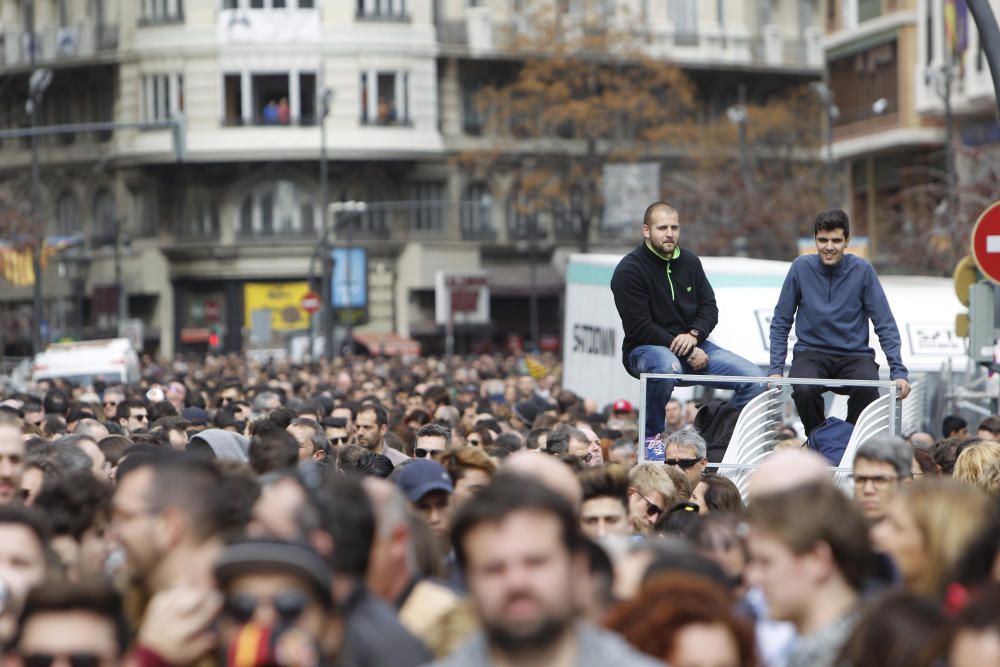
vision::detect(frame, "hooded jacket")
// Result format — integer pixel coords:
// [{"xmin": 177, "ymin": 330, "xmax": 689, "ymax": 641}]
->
[
  {"xmin": 768, "ymin": 253, "xmax": 907, "ymax": 379},
  {"xmin": 610, "ymin": 242, "xmax": 719, "ymax": 364}
]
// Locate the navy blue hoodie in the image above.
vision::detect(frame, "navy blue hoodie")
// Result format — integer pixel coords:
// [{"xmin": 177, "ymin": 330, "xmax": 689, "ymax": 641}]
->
[{"xmin": 768, "ymin": 253, "xmax": 908, "ymax": 380}]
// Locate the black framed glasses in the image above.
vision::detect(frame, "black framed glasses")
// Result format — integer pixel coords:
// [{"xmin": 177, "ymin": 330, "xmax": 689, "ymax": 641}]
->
[
  {"xmin": 853, "ymin": 474, "xmax": 899, "ymax": 490},
  {"xmin": 635, "ymin": 490, "xmax": 662, "ymax": 518},
  {"xmin": 223, "ymin": 591, "xmax": 311, "ymax": 625},
  {"xmin": 24, "ymin": 655, "xmax": 102, "ymax": 667},
  {"xmin": 665, "ymin": 457, "xmax": 702, "ymax": 470},
  {"xmin": 329, "ymin": 436, "xmax": 348, "ymax": 446}
]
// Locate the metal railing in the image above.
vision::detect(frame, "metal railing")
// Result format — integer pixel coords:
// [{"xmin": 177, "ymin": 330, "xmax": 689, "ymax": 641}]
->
[{"xmin": 638, "ymin": 373, "xmax": 901, "ymax": 486}]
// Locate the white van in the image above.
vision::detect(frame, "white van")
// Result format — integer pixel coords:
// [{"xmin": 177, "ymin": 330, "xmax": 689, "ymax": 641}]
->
[{"xmin": 32, "ymin": 338, "xmax": 141, "ymax": 386}]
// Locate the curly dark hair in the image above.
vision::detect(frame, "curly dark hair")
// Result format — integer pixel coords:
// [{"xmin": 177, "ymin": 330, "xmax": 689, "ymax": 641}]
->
[{"xmin": 604, "ymin": 572, "xmax": 756, "ymax": 667}]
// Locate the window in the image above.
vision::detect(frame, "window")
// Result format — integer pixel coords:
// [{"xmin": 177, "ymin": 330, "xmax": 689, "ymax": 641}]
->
[
  {"xmin": 223, "ymin": 74, "xmax": 243, "ymax": 126},
  {"xmin": 460, "ymin": 183, "xmax": 494, "ymax": 239},
  {"xmin": 238, "ymin": 180, "xmax": 316, "ymax": 237},
  {"xmin": 92, "ymin": 189, "xmax": 117, "ymax": 246},
  {"xmin": 224, "ymin": 72, "xmax": 317, "ymax": 126},
  {"xmin": 140, "ymin": 0, "xmax": 184, "ymax": 24},
  {"xmin": 141, "ymin": 73, "xmax": 184, "ymax": 123},
  {"xmin": 671, "ymin": 0, "xmax": 698, "ymax": 45},
  {"xmin": 408, "ymin": 182, "xmax": 445, "ymax": 232},
  {"xmin": 55, "ymin": 192, "xmax": 81, "ymax": 237},
  {"xmin": 360, "ymin": 71, "xmax": 409, "ymax": 125},
  {"xmin": 181, "ymin": 190, "xmax": 219, "ymax": 239},
  {"xmin": 357, "ymin": 0, "xmax": 407, "ymax": 20},
  {"xmin": 829, "ymin": 40, "xmax": 898, "ymax": 125},
  {"xmin": 462, "ymin": 81, "xmax": 483, "ymax": 135},
  {"xmin": 129, "ymin": 187, "xmax": 159, "ymax": 238}
]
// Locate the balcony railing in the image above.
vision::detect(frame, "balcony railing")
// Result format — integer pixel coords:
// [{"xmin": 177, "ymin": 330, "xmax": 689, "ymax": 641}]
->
[{"xmin": 0, "ymin": 23, "xmax": 118, "ymax": 67}]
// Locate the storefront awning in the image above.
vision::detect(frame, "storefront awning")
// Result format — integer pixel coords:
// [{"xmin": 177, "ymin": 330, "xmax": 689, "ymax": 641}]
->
[{"xmin": 352, "ymin": 331, "xmax": 422, "ymax": 356}]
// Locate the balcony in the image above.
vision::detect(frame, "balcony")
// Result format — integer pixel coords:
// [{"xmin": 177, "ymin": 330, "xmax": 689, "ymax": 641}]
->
[{"xmin": 0, "ymin": 23, "xmax": 118, "ymax": 68}]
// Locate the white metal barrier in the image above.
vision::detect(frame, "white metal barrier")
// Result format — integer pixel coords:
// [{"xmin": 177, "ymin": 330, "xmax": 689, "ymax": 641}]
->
[{"xmin": 638, "ymin": 373, "xmax": 901, "ymax": 500}]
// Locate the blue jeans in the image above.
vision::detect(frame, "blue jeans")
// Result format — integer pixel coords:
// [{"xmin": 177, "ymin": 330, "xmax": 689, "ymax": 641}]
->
[{"xmin": 626, "ymin": 340, "xmax": 764, "ymax": 440}]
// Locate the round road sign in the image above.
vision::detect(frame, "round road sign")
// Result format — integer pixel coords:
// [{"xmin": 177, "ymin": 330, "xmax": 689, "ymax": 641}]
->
[
  {"xmin": 300, "ymin": 291, "xmax": 321, "ymax": 314},
  {"xmin": 971, "ymin": 201, "xmax": 1000, "ymax": 284}
]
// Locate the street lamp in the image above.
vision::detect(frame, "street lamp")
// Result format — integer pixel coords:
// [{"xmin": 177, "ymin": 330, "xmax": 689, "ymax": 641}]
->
[
  {"xmin": 27, "ymin": 28, "xmax": 53, "ymax": 354},
  {"xmin": 310, "ymin": 86, "xmax": 334, "ymax": 364},
  {"xmin": 726, "ymin": 104, "xmax": 750, "ymax": 191},
  {"xmin": 314, "ymin": 200, "xmax": 366, "ymax": 362},
  {"xmin": 810, "ymin": 81, "xmax": 840, "ymax": 208}
]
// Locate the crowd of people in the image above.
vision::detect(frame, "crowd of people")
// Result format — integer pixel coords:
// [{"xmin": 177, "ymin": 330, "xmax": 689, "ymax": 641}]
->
[{"xmin": 0, "ymin": 350, "xmax": 997, "ymax": 667}]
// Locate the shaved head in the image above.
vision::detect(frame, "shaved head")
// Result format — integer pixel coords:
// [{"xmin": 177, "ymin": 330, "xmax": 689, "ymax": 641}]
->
[
  {"xmin": 642, "ymin": 201, "xmax": 678, "ymax": 228},
  {"xmin": 503, "ymin": 451, "xmax": 583, "ymax": 513},
  {"xmin": 749, "ymin": 449, "xmax": 831, "ymax": 498}
]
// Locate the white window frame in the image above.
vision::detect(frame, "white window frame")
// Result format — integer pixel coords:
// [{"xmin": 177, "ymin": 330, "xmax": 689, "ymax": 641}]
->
[
  {"xmin": 142, "ymin": 0, "xmax": 183, "ymax": 22},
  {"xmin": 221, "ymin": 70, "xmax": 316, "ymax": 126},
  {"xmin": 360, "ymin": 70, "xmax": 409, "ymax": 125},
  {"xmin": 239, "ymin": 180, "xmax": 317, "ymax": 237},
  {"xmin": 357, "ymin": 0, "xmax": 407, "ymax": 20},
  {"xmin": 141, "ymin": 73, "xmax": 184, "ymax": 123},
  {"xmin": 224, "ymin": 0, "xmax": 313, "ymax": 8}
]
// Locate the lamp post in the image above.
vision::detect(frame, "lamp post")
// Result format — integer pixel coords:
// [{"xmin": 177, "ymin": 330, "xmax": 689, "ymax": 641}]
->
[
  {"xmin": 318, "ymin": 200, "xmax": 366, "ymax": 361},
  {"xmin": 26, "ymin": 0, "xmax": 53, "ymax": 354},
  {"xmin": 310, "ymin": 86, "xmax": 333, "ymax": 364}
]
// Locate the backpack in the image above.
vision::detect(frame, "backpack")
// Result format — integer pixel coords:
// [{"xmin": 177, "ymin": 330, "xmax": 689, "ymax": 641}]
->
[
  {"xmin": 806, "ymin": 417, "xmax": 854, "ymax": 466},
  {"xmin": 693, "ymin": 400, "xmax": 741, "ymax": 463}
]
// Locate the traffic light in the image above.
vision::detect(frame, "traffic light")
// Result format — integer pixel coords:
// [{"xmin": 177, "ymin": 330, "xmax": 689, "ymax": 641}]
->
[{"xmin": 209, "ymin": 333, "xmax": 219, "ymax": 348}]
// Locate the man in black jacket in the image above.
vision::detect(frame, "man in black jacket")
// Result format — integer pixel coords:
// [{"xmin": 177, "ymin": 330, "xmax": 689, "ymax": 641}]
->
[{"xmin": 611, "ymin": 202, "xmax": 762, "ymax": 459}]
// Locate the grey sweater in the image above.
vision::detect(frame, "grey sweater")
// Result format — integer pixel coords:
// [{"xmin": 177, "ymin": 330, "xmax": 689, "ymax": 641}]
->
[{"xmin": 421, "ymin": 624, "xmax": 663, "ymax": 667}]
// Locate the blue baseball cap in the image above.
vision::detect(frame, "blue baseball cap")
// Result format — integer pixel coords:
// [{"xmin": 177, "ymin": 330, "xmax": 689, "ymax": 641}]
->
[{"xmin": 395, "ymin": 459, "xmax": 453, "ymax": 503}]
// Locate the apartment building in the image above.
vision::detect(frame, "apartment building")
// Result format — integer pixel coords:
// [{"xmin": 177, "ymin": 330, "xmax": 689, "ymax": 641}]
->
[
  {"xmin": 0, "ymin": 0, "xmax": 821, "ymax": 358},
  {"xmin": 821, "ymin": 0, "xmax": 951, "ymax": 267}
]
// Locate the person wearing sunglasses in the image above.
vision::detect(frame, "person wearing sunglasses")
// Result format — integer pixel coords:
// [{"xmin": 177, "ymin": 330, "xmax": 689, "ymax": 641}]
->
[
  {"xmin": 626, "ymin": 463, "xmax": 679, "ymax": 535},
  {"xmin": 413, "ymin": 423, "xmax": 450, "ymax": 461},
  {"xmin": 664, "ymin": 429, "xmax": 708, "ymax": 485},
  {"xmin": 100, "ymin": 389, "xmax": 124, "ymax": 422},
  {"xmin": 7, "ymin": 582, "xmax": 127, "ymax": 667},
  {"xmin": 213, "ymin": 539, "xmax": 343, "ymax": 667}
]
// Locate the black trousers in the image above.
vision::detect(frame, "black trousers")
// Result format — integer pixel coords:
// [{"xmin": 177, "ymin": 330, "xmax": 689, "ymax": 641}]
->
[{"xmin": 790, "ymin": 351, "xmax": 879, "ymax": 436}]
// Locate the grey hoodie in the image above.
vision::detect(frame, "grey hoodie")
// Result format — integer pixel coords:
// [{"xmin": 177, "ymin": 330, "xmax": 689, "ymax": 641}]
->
[
  {"xmin": 422, "ymin": 624, "xmax": 663, "ymax": 667},
  {"xmin": 189, "ymin": 428, "xmax": 250, "ymax": 463}
]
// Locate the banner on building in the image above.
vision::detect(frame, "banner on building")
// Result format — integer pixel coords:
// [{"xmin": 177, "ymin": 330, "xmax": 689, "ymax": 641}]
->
[{"xmin": 243, "ymin": 282, "xmax": 311, "ymax": 332}]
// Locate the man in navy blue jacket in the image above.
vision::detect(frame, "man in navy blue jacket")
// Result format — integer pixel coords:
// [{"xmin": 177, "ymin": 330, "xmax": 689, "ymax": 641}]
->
[
  {"xmin": 611, "ymin": 202, "xmax": 763, "ymax": 457},
  {"xmin": 768, "ymin": 209, "xmax": 910, "ymax": 436}
]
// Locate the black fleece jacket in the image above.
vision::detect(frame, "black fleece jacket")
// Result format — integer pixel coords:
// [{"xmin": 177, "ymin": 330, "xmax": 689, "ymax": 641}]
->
[{"xmin": 610, "ymin": 243, "xmax": 719, "ymax": 362}]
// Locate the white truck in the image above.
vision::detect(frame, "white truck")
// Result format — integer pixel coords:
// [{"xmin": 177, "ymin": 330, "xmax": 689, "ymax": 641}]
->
[
  {"xmin": 32, "ymin": 338, "xmax": 141, "ymax": 387},
  {"xmin": 562, "ymin": 253, "xmax": 968, "ymax": 410}
]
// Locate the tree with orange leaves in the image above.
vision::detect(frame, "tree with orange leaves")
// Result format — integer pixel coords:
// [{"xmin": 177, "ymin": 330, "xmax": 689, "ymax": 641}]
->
[{"xmin": 459, "ymin": 1, "xmax": 698, "ymax": 252}]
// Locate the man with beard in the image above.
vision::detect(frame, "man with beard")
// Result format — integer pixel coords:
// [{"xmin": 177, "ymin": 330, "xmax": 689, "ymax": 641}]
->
[
  {"xmin": 427, "ymin": 474, "xmax": 659, "ymax": 667},
  {"xmin": 356, "ymin": 403, "xmax": 409, "ymax": 467},
  {"xmin": 0, "ymin": 425, "xmax": 24, "ymax": 505}
]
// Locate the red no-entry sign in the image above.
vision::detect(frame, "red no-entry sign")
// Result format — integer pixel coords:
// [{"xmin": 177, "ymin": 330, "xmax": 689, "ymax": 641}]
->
[
  {"xmin": 300, "ymin": 291, "xmax": 321, "ymax": 314},
  {"xmin": 971, "ymin": 201, "xmax": 1000, "ymax": 284}
]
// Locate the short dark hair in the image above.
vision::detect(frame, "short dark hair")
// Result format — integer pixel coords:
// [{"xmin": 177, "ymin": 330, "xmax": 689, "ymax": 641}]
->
[
  {"xmin": 814, "ymin": 209, "xmax": 850, "ymax": 237},
  {"xmin": 979, "ymin": 416, "xmax": 1000, "ymax": 436},
  {"xmin": 249, "ymin": 424, "xmax": 300, "ymax": 475},
  {"xmin": 415, "ymin": 422, "xmax": 451, "ymax": 443},
  {"xmin": 118, "ymin": 452, "xmax": 226, "ymax": 542},
  {"xmin": 358, "ymin": 403, "xmax": 388, "ymax": 427},
  {"xmin": 115, "ymin": 398, "xmax": 147, "ymax": 422},
  {"xmin": 98, "ymin": 435, "xmax": 133, "ymax": 467},
  {"xmin": 943, "ymin": 415, "xmax": 969, "ymax": 438},
  {"xmin": 11, "ymin": 583, "xmax": 129, "ymax": 655},
  {"xmin": 353, "ymin": 453, "xmax": 394, "ymax": 479},
  {"xmin": 450, "ymin": 473, "xmax": 582, "ymax": 570},
  {"xmin": 33, "ymin": 472, "xmax": 111, "ymax": 540},
  {"xmin": 697, "ymin": 473, "xmax": 745, "ymax": 514},
  {"xmin": 579, "ymin": 465, "xmax": 629, "ymax": 511},
  {"xmin": 311, "ymin": 473, "xmax": 375, "ymax": 578},
  {"xmin": 423, "ymin": 385, "xmax": 449, "ymax": 407},
  {"xmin": 642, "ymin": 201, "xmax": 678, "ymax": 227}
]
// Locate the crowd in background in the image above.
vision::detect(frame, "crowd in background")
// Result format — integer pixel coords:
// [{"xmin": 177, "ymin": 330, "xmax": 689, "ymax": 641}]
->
[{"xmin": 0, "ymin": 351, "xmax": 997, "ymax": 666}]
